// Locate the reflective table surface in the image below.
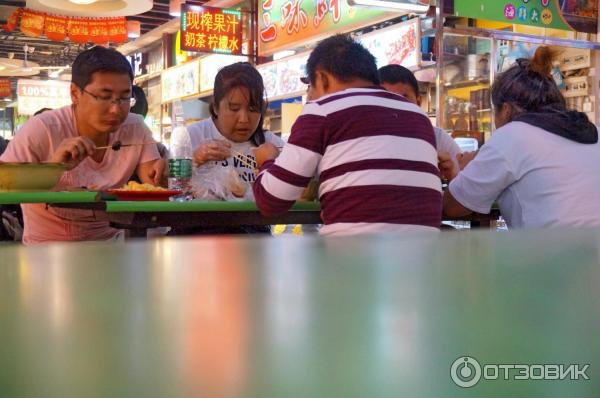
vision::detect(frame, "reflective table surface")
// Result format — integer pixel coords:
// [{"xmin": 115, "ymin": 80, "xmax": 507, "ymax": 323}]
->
[{"xmin": 1, "ymin": 229, "xmax": 599, "ymax": 397}]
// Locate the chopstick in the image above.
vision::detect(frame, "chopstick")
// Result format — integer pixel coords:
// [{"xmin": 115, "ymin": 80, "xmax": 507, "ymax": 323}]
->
[
  {"xmin": 231, "ymin": 149, "xmax": 257, "ymax": 169},
  {"xmin": 96, "ymin": 142, "xmax": 156, "ymax": 151}
]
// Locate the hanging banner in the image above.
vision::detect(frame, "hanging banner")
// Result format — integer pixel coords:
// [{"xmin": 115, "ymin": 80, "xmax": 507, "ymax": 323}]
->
[
  {"xmin": 180, "ymin": 5, "xmax": 244, "ymax": 55},
  {"xmin": 68, "ymin": 17, "xmax": 90, "ymax": 44},
  {"xmin": 108, "ymin": 17, "xmax": 128, "ymax": 43},
  {"xmin": 0, "ymin": 79, "xmax": 11, "ymax": 98},
  {"xmin": 2, "ymin": 8, "xmax": 20, "ymax": 32},
  {"xmin": 20, "ymin": 9, "xmax": 45, "ymax": 38},
  {"xmin": 258, "ymin": 0, "xmax": 395, "ymax": 56},
  {"xmin": 451, "ymin": 0, "xmax": 597, "ymax": 33},
  {"xmin": 89, "ymin": 19, "xmax": 109, "ymax": 44},
  {"xmin": 0, "ymin": 8, "xmax": 128, "ymax": 44},
  {"xmin": 44, "ymin": 15, "xmax": 68, "ymax": 42}
]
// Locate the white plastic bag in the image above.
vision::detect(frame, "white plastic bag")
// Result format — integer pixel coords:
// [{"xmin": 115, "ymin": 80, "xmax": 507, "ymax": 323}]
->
[{"xmin": 191, "ymin": 163, "xmax": 253, "ymax": 201}]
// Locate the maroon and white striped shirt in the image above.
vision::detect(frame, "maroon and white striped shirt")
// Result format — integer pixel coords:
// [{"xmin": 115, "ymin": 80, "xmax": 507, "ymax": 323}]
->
[{"xmin": 253, "ymin": 87, "xmax": 442, "ymax": 235}]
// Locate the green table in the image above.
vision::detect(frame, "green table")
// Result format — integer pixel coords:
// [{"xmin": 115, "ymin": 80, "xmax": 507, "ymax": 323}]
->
[
  {"xmin": 0, "ymin": 229, "xmax": 598, "ymax": 397},
  {"xmin": 0, "ymin": 191, "xmax": 100, "ymax": 205}
]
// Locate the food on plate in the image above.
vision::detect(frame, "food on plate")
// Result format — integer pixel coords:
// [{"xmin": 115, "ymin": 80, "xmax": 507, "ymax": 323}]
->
[
  {"xmin": 120, "ymin": 181, "xmax": 167, "ymax": 191},
  {"xmin": 227, "ymin": 168, "xmax": 247, "ymax": 198}
]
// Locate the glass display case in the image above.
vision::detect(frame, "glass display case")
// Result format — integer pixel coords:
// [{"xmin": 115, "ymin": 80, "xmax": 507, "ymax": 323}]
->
[{"xmin": 438, "ymin": 33, "xmax": 493, "ymax": 148}]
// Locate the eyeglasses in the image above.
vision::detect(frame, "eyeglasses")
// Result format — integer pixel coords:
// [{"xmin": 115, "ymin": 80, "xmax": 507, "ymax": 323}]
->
[{"xmin": 82, "ymin": 88, "xmax": 136, "ymax": 108}]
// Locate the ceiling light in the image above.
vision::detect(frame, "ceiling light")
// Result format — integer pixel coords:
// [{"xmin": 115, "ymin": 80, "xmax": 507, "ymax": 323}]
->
[
  {"xmin": 127, "ymin": 20, "xmax": 141, "ymax": 38},
  {"xmin": 347, "ymin": 0, "xmax": 430, "ymax": 13},
  {"xmin": 69, "ymin": 0, "xmax": 98, "ymax": 4},
  {"xmin": 169, "ymin": 0, "xmax": 185, "ymax": 17}
]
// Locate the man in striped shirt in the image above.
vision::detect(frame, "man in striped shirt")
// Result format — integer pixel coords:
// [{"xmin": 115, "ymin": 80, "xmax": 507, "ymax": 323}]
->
[{"xmin": 253, "ymin": 35, "xmax": 442, "ymax": 236}]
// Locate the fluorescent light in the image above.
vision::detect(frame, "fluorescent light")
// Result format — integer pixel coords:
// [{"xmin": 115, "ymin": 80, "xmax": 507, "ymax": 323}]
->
[
  {"xmin": 273, "ymin": 50, "xmax": 296, "ymax": 61},
  {"xmin": 69, "ymin": 0, "xmax": 97, "ymax": 4},
  {"xmin": 347, "ymin": 0, "xmax": 429, "ymax": 13}
]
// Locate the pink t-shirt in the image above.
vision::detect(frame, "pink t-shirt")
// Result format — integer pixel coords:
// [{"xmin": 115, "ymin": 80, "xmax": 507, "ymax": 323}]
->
[{"xmin": 0, "ymin": 106, "xmax": 160, "ymax": 244}]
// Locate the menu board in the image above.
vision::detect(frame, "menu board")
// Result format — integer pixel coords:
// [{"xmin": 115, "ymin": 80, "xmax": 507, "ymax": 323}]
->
[
  {"xmin": 360, "ymin": 18, "xmax": 420, "ymax": 69},
  {"xmin": 199, "ymin": 54, "xmax": 249, "ymax": 93},
  {"xmin": 161, "ymin": 59, "xmax": 200, "ymax": 103},
  {"xmin": 17, "ymin": 79, "xmax": 71, "ymax": 116},
  {"xmin": 257, "ymin": 53, "xmax": 309, "ymax": 99}
]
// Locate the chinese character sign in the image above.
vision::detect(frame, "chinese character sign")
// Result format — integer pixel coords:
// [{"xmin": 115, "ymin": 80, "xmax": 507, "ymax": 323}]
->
[
  {"xmin": 181, "ymin": 5, "xmax": 243, "ymax": 55},
  {"xmin": 258, "ymin": 0, "xmax": 391, "ymax": 56},
  {"xmin": 453, "ymin": 0, "xmax": 597, "ymax": 33}
]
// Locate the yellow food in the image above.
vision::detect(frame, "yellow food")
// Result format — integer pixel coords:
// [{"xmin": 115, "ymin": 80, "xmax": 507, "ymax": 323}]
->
[{"xmin": 121, "ymin": 181, "xmax": 167, "ymax": 191}]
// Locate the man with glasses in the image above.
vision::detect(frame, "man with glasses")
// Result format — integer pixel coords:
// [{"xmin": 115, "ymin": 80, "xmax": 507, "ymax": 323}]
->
[{"xmin": 0, "ymin": 46, "xmax": 165, "ymax": 244}]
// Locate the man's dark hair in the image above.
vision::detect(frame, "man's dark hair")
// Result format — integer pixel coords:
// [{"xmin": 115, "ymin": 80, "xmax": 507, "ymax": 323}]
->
[
  {"xmin": 305, "ymin": 34, "xmax": 379, "ymax": 85},
  {"xmin": 71, "ymin": 46, "xmax": 133, "ymax": 89},
  {"xmin": 378, "ymin": 64, "xmax": 419, "ymax": 98}
]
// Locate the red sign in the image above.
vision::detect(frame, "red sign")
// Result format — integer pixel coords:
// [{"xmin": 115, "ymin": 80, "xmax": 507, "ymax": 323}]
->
[
  {"xmin": 68, "ymin": 17, "xmax": 90, "ymax": 44},
  {"xmin": 44, "ymin": 15, "xmax": 68, "ymax": 42},
  {"xmin": 89, "ymin": 19, "xmax": 109, "ymax": 45},
  {"xmin": 108, "ymin": 18, "xmax": 128, "ymax": 43},
  {"xmin": 0, "ymin": 79, "xmax": 11, "ymax": 98},
  {"xmin": 20, "ymin": 9, "xmax": 44, "ymax": 38},
  {"xmin": 180, "ymin": 5, "xmax": 243, "ymax": 55}
]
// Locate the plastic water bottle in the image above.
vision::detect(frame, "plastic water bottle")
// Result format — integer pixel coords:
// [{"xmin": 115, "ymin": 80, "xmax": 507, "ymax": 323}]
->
[{"xmin": 168, "ymin": 125, "xmax": 193, "ymax": 198}]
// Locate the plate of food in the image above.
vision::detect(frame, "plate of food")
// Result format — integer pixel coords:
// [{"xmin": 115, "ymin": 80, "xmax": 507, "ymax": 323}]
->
[{"xmin": 106, "ymin": 181, "xmax": 182, "ymax": 201}]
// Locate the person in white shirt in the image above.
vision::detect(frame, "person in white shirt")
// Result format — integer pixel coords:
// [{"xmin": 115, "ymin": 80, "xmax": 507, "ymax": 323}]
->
[
  {"xmin": 440, "ymin": 47, "xmax": 600, "ymax": 228},
  {"xmin": 378, "ymin": 64, "xmax": 462, "ymax": 165},
  {"xmin": 188, "ymin": 62, "xmax": 284, "ymax": 188},
  {"xmin": 180, "ymin": 62, "xmax": 284, "ymax": 235}
]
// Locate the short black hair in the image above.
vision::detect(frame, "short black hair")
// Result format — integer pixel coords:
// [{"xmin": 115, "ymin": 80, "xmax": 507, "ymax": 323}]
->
[
  {"xmin": 305, "ymin": 34, "xmax": 379, "ymax": 85},
  {"xmin": 378, "ymin": 64, "xmax": 419, "ymax": 98},
  {"xmin": 71, "ymin": 46, "xmax": 133, "ymax": 89}
]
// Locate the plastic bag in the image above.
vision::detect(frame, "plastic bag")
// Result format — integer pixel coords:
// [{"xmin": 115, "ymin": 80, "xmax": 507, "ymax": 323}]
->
[{"xmin": 191, "ymin": 163, "xmax": 253, "ymax": 201}]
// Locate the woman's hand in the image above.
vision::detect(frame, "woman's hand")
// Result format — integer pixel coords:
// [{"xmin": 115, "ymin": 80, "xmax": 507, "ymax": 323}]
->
[
  {"xmin": 254, "ymin": 143, "xmax": 280, "ymax": 168},
  {"xmin": 438, "ymin": 151, "xmax": 460, "ymax": 182},
  {"xmin": 193, "ymin": 140, "xmax": 232, "ymax": 166},
  {"xmin": 50, "ymin": 137, "xmax": 96, "ymax": 169}
]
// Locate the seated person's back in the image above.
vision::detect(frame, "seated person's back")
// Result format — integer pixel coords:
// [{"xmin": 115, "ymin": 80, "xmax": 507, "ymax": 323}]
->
[{"xmin": 253, "ymin": 35, "xmax": 442, "ymax": 235}]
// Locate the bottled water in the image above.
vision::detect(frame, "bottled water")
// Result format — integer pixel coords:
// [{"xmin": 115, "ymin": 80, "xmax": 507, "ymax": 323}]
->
[{"xmin": 168, "ymin": 125, "xmax": 193, "ymax": 198}]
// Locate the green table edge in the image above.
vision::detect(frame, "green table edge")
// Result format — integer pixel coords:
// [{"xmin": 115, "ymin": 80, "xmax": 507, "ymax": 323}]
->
[
  {"xmin": 0, "ymin": 191, "xmax": 101, "ymax": 205},
  {"xmin": 105, "ymin": 200, "xmax": 321, "ymax": 213}
]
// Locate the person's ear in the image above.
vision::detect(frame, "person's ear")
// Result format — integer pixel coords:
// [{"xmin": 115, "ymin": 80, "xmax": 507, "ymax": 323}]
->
[
  {"xmin": 317, "ymin": 71, "xmax": 330, "ymax": 92},
  {"xmin": 70, "ymin": 83, "xmax": 81, "ymax": 106},
  {"xmin": 416, "ymin": 95, "xmax": 422, "ymax": 107},
  {"xmin": 210, "ymin": 103, "xmax": 218, "ymax": 119}
]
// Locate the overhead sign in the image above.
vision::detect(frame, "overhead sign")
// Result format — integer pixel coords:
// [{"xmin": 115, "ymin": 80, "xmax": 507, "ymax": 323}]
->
[
  {"xmin": 452, "ymin": 0, "xmax": 597, "ymax": 33},
  {"xmin": 258, "ymin": 0, "xmax": 396, "ymax": 56},
  {"xmin": 161, "ymin": 59, "xmax": 200, "ymax": 103},
  {"xmin": 126, "ymin": 52, "xmax": 148, "ymax": 78},
  {"xmin": 180, "ymin": 5, "xmax": 243, "ymax": 55},
  {"xmin": 17, "ymin": 79, "xmax": 71, "ymax": 115},
  {"xmin": 0, "ymin": 79, "xmax": 11, "ymax": 97}
]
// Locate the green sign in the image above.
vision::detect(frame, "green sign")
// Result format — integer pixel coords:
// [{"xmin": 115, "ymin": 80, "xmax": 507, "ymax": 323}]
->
[{"xmin": 454, "ymin": 0, "xmax": 575, "ymax": 31}]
